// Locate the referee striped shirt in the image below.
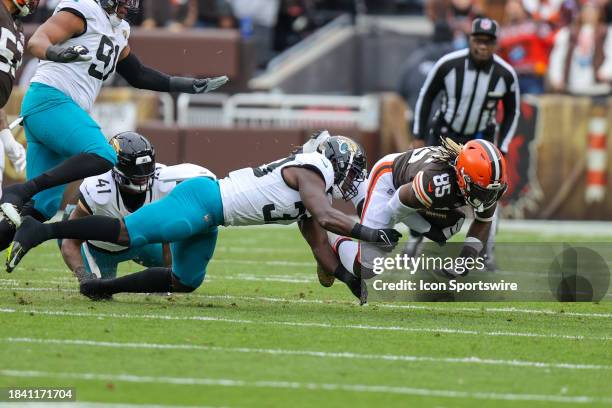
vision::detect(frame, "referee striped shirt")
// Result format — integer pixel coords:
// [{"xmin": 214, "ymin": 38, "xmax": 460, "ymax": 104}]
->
[{"xmin": 413, "ymin": 48, "xmax": 520, "ymax": 153}]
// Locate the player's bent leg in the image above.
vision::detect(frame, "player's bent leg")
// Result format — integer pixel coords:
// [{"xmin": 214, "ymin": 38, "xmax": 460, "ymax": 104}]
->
[
  {"xmin": 1, "ymin": 85, "xmax": 117, "ymax": 222},
  {"xmin": 125, "ymin": 177, "xmax": 223, "ymax": 247},
  {"xmin": 170, "ymin": 228, "xmax": 219, "ymax": 289},
  {"xmin": 79, "ymin": 267, "xmax": 178, "ymax": 300},
  {"xmin": 7, "ymin": 215, "xmax": 124, "ymax": 272}
]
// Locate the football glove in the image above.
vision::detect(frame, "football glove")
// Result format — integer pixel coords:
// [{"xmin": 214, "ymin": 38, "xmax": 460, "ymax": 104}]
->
[
  {"xmin": 46, "ymin": 45, "xmax": 92, "ymax": 63},
  {"xmin": 170, "ymin": 75, "xmax": 229, "ymax": 94},
  {"xmin": 0, "ymin": 129, "xmax": 25, "ymax": 173}
]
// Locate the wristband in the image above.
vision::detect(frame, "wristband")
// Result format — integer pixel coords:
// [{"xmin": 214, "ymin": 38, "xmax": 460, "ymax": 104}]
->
[{"xmin": 350, "ymin": 223, "xmax": 377, "ymax": 242}]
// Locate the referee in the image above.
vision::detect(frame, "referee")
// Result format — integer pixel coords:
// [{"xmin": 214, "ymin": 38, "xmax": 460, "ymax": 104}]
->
[
  {"xmin": 409, "ymin": 17, "xmax": 520, "ymax": 270},
  {"xmin": 412, "ymin": 17, "xmax": 520, "ymax": 153}
]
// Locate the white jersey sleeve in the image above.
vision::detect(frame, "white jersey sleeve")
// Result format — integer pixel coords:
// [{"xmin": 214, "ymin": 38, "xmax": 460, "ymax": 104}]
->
[
  {"xmin": 292, "ymin": 152, "xmax": 335, "ymax": 191},
  {"xmin": 218, "ymin": 152, "xmax": 335, "ymax": 226},
  {"xmin": 30, "ymin": 0, "xmax": 131, "ymax": 112}
]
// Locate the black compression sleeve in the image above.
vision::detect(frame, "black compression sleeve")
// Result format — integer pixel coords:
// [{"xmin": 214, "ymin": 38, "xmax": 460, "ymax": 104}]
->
[{"xmin": 116, "ymin": 52, "xmax": 171, "ymax": 92}]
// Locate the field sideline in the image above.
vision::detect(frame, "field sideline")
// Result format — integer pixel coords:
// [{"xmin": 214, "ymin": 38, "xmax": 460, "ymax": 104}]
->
[{"xmin": 0, "ymin": 224, "xmax": 611, "ymax": 407}]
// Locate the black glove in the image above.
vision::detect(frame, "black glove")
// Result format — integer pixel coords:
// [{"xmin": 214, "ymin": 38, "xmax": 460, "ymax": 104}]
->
[
  {"xmin": 46, "ymin": 45, "xmax": 91, "ymax": 63},
  {"xmin": 169, "ymin": 75, "xmax": 229, "ymax": 94},
  {"xmin": 351, "ymin": 223, "xmax": 402, "ymax": 247}
]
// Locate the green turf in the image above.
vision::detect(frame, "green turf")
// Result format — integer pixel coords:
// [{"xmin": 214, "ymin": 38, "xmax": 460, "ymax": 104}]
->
[{"xmin": 0, "ymin": 227, "xmax": 611, "ymax": 407}]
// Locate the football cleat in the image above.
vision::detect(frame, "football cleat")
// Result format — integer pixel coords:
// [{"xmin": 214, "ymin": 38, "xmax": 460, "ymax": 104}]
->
[
  {"xmin": 79, "ymin": 278, "xmax": 113, "ymax": 301},
  {"xmin": 6, "ymin": 216, "xmax": 44, "ymax": 273},
  {"xmin": 0, "ymin": 203, "xmax": 21, "ymax": 228},
  {"xmin": 316, "ymin": 264, "xmax": 335, "ymax": 287}
]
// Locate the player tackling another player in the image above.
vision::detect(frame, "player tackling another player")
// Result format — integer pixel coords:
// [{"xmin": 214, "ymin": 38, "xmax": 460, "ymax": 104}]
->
[
  {"xmin": 6, "ymin": 135, "xmax": 402, "ymax": 303},
  {"xmin": 328, "ymin": 137, "xmax": 507, "ymax": 281},
  {"xmin": 0, "ymin": 0, "xmax": 228, "ymax": 251}
]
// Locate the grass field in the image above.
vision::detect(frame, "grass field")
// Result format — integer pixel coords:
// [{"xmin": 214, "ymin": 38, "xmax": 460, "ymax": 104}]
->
[{"xmin": 0, "ymin": 225, "xmax": 611, "ymax": 407}]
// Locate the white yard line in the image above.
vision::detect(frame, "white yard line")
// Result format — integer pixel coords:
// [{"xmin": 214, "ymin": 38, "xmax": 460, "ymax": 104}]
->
[
  {"xmin": 1, "ymin": 369, "xmax": 609, "ymax": 404},
  {"xmin": 0, "ymin": 307, "xmax": 608, "ymax": 341},
  {"xmin": 1, "ymin": 283, "xmax": 610, "ymax": 319},
  {"xmin": 4, "ymin": 337, "xmax": 610, "ymax": 371}
]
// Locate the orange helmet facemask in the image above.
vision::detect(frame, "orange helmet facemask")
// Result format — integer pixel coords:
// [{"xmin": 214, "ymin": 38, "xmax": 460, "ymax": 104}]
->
[{"xmin": 454, "ymin": 140, "xmax": 508, "ymax": 211}]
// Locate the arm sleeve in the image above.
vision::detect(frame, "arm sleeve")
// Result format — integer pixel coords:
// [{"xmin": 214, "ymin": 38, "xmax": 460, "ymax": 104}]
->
[
  {"xmin": 498, "ymin": 69, "xmax": 520, "ymax": 154},
  {"xmin": 412, "ymin": 58, "xmax": 446, "ymax": 139},
  {"xmin": 116, "ymin": 52, "xmax": 171, "ymax": 92}
]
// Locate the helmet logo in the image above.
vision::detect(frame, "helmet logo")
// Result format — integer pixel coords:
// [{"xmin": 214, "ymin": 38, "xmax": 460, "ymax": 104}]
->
[
  {"xmin": 338, "ymin": 141, "xmax": 349, "ymax": 154},
  {"xmin": 111, "ymin": 138, "xmax": 121, "ymax": 153},
  {"xmin": 136, "ymin": 156, "xmax": 152, "ymax": 165}
]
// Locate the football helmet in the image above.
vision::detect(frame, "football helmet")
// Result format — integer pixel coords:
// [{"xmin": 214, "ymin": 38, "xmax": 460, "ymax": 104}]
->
[
  {"xmin": 12, "ymin": 0, "xmax": 38, "ymax": 17},
  {"xmin": 317, "ymin": 135, "xmax": 367, "ymax": 201},
  {"xmin": 110, "ymin": 132, "xmax": 156, "ymax": 194},
  {"xmin": 98, "ymin": 0, "xmax": 139, "ymax": 26},
  {"xmin": 454, "ymin": 139, "xmax": 507, "ymax": 210}
]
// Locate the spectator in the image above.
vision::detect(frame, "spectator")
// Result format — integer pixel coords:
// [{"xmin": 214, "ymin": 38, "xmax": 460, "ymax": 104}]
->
[
  {"xmin": 548, "ymin": 0, "xmax": 612, "ymax": 95},
  {"xmin": 523, "ymin": 0, "xmax": 566, "ymax": 26},
  {"xmin": 188, "ymin": 0, "xmax": 236, "ymax": 29},
  {"xmin": 498, "ymin": 0, "xmax": 555, "ymax": 94},
  {"xmin": 228, "ymin": 0, "xmax": 281, "ymax": 66}
]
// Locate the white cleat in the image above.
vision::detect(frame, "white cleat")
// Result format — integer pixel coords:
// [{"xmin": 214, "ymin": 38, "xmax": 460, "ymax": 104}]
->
[{"xmin": 0, "ymin": 203, "xmax": 21, "ymax": 227}]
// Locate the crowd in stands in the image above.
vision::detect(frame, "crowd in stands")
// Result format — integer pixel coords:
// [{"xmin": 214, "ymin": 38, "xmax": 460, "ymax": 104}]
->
[{"xmin": 412, "ymin": 0, "xmax": 612, "ymax": 98}]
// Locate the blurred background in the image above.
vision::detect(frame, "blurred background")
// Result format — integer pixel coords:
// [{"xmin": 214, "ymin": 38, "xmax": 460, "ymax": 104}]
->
[{"xmin": 6, "ymin": 0, "xmax": 612, "ymax": 220}]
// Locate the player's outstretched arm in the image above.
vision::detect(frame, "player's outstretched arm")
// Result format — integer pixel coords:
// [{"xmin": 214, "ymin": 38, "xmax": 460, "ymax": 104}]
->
[
  {"xmin": 286, "ymin": 167, "xmax": 401, "ymax": 245},
  {"xmin": 115, "ymin": 47, "xmax": 228, "ymax": 94},
  {"xmin": 60, "ymin": 201, "xmax": 91, "ymax": 282},
  {"xmin": 28, "ymin": 11, "xmax": 91, "ymax": 63},
  {"xmin": 298, "ymin": 216, "xmax": 340, "ymax": 275}
]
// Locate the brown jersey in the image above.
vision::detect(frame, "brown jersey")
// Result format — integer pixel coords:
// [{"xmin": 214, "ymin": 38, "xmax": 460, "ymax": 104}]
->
[
  {"xmin": 0, "ymin": 3, "xmax": 24, "ymax": 107},
  {"xmin": 392, "ymin": 147, "xmax": 465, "ymax": 210}
]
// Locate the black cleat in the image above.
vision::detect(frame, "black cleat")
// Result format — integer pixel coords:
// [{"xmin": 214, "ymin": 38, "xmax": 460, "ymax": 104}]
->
[
  {"xmin": 0, "ymin": 184, "xmax": 32, "ymax": 226},
  {"xmin": 347, "ymin": 278, "xmax": 368, "ymax": 305},
  {"xmin": 6, "ymin": 216, "xmax": 45, "ymax": 273},
  {"xmin": 80, "ymin": 278, "xmax": 113, "ymax": 301}
]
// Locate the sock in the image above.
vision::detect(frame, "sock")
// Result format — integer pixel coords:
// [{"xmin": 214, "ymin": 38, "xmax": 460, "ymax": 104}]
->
[
  {"xmin": 22, "ymin": 153, "xmax": 113, "ymax": 198},
  {"xmin": 336, "ymin": 239, "xmax": 358, "ymax": 276},
  {"xmin": 97, "ymin": 267, "xmax": 173, "ymax": 294},
  {"xmin": 41, "ymin": 216, "xmax": 121, "ymax": 243}
]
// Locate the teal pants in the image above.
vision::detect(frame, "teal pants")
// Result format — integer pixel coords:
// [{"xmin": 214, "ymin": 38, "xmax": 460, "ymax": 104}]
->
[
  {"xmin": 80, "ymin": 241, "xmax": 165, "ymax": 279},
  {"xmin": 21, "ymin": 82, "xmax": 117, "ymax": 219},
  {"xmin": 124, "ymin": 177, "xmax": 224, "ymax": 288}
]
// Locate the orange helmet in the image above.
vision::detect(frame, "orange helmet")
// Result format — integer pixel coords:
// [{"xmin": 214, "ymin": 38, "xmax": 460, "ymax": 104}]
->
[{"xmin": 455, "ymin": 140, "xmax": 507, "ymax": 210}]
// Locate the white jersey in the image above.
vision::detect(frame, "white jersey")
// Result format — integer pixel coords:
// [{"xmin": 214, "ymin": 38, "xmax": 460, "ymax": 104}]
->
[
  {"xmin": 79, "ymin": 164, "xmax": 176, "ymax": 252},
  {"xmin": 31, "ymin": 0, "xmax": 130, "ymax": 112},
  {"xmin": 219, "ymin": 152, "xmax": 335, "ymax": 226}
]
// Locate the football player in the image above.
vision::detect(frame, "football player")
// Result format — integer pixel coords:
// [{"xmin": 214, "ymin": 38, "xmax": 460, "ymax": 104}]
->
[
  {"xmin": 59, "ymin": 132, "xmax": 216, "ymax": 286},
  {"xmin": 7, "ymin": 135, "xmax": 401, "ymax": 303},
  {"xmin": 0, "ymin": 0, "xmax": 228, "ymax": 247},
  {"xmin": 0, "ymin": 0, "xmax": 35, "ymax": 195},
  {"xmin": 328, "ymin": 138, "xmax": 508, "ymax": 281}
]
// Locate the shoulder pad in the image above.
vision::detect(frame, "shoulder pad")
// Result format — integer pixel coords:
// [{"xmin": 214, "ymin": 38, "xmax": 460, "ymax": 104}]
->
[
  {"xmin": 56, "ymin": 0, "xmax": 97, "ymax": 18},
  {"xmin": 157, "ymin": 163, "xmax": 217, "ymax": 183},
  {"xmin": 80, "ymin": 171, "xmax": 114, "ymax": 207},
  {"xmin": 294, "ymin": 152, "xmax": 335, "ymax": 192}
]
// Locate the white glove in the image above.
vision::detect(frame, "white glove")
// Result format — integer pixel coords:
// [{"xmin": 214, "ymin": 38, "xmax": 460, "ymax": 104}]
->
[
  {"xmin": 0, "ymin": 128, "xmax": 26, "ymax": 174},
  {"xmin": 302, "ymin": 130, "xmax": 331, "ymax": 153}
]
